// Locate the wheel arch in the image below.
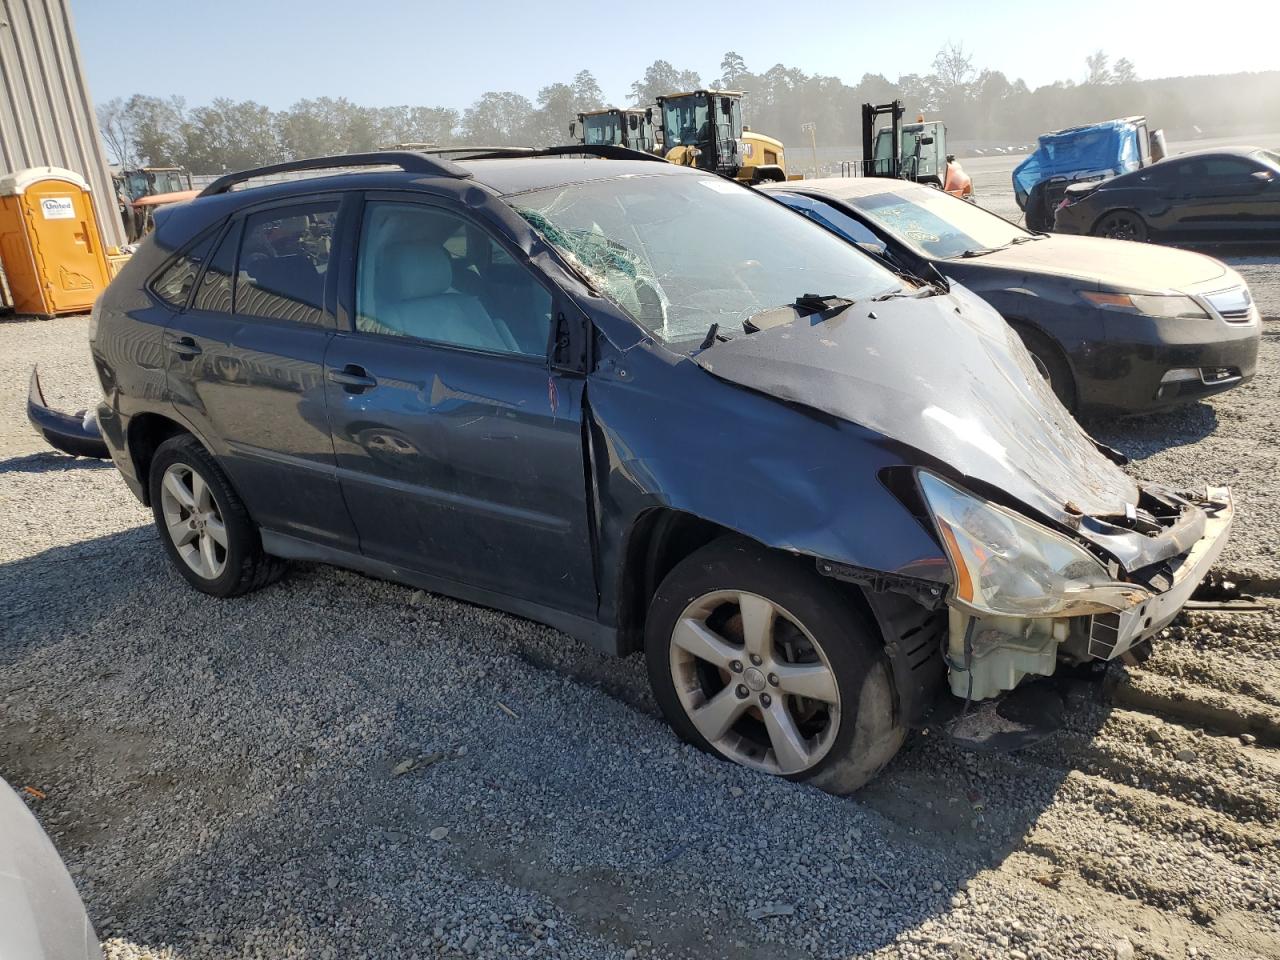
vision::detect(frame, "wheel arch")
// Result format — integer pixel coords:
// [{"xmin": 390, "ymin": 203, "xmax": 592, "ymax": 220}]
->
[
  {"xmin": 1006, "ymin": 317, "xmax": 1080, "ymax": 410},
  {"xmin": 126, "ymin": 412, "xmax": 208, "ymax": 506},
  {"xmin": 612, "ymin": 509, "xmax": 946, "ymax": 725}
]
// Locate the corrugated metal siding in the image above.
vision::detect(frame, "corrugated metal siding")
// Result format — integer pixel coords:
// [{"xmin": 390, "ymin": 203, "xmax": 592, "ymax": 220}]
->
[{"xmin": 0, "ymin": 0, "xmax": 124, "ymax": 256}]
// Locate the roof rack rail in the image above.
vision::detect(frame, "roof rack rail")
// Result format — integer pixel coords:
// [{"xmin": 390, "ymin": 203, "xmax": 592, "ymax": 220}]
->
[
  {"xmin": 197, "ymin": 151, "xmax": 472, "ymax": 197},
  {"xmin": 428, "ymin": 144, "xmax": 669, "ymax": 164}
]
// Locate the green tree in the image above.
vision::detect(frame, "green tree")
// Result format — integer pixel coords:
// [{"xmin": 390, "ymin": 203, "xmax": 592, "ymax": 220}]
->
[
  {"xmin": 1113, "ymin": 57, "xmax": 1138, "ymax": 84},
  {"xmin": 461, "ymin": 91, "xmax": 534, "ymax": 145},
  {"xmin": 629, "ymin": 60, "xmax": 702, "ymax": 105},
  {"xmin": 719, "ymin": 51, "xmax": 748, "ymax": 89},
  {"xmin": 183, "ymin": 98, "xmax": 280, "ymax": 173},
  {"xmin": 572, "ymin": 70, "xmax": 605, "ymax": 111}
]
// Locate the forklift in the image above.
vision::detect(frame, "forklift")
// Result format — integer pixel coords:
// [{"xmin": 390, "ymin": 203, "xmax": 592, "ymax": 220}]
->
[
  {"xmin": 570, "ymin": 108, "xmax": 661, "ymax": 154},
  {"xmin": 860, "ymin": 101, "xmax": 972, "ymax": 198},
  {"xmin": 656, "ymin": 90, "xmax": 790, "ymax": 183}
]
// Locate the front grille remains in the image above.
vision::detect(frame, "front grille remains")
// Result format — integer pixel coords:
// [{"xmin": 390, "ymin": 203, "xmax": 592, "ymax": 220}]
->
[
  {"xmin": 1088, "ymin": 612, "xmax": 1123, "ymax": 659},
  {"xmin": 1205, "ymin": 287, "xmax": 1254, "ymax": 322}
]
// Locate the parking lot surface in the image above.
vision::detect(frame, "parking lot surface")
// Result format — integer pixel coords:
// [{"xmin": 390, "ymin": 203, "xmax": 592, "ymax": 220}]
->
[{"xmin": 2, "ymin": 180, "xmax": 1278, "ymax": 957}]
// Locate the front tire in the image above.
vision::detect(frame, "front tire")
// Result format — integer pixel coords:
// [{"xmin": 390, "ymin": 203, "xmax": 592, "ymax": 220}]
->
[
  {"xmin": 149, "ymin": 434, "xmax": 285, "ymax": 598},
  {"xmin": 644, "ymin": 537, "xmax": 904, "ymax": 794}
]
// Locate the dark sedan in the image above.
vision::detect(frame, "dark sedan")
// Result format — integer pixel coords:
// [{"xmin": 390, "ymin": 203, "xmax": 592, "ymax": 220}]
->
[
  {"xmin": 760, "ymin": 178, "xmax": 1260, "ymax": 414},
  {"xmin": 1053, "ymin": 146, "xmax": 1280, "ymax": 244}
]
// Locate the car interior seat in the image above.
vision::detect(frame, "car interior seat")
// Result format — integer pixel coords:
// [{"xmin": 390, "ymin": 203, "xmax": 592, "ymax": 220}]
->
[{"xmin": 373, "ymin": 240, "xmax": 520, "ymax": 353}]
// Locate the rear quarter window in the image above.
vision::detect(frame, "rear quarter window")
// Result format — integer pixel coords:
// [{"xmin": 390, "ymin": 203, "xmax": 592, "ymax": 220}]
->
[{"xmin": 150, "ymin": 231, "xmax": 217, "ymax": 309}]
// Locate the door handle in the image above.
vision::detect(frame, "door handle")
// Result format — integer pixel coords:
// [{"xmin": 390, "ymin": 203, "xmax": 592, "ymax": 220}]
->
[
  {"xmin": 166, "ymin": 336, "xmax": 201, "ymax": 358},
  {"xmin": 328, "ymin": 364, "xmax": 377, "ymax": 392}
]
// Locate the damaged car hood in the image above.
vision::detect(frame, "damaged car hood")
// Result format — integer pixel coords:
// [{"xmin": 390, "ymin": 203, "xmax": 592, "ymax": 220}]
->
[{"xmin": 692, "ymin": 283, "xmax": 1139, "ymax": 525}]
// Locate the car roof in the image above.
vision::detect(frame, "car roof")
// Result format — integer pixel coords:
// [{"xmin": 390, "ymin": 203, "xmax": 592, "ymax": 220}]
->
[
  {"xmin": 457, "ymin": 156, "xmax": 694, "ymax": 195},
  {"xmin": 1159, "ymin": 145, "xmax": 1267, "ymax": 161},
  {"xmin": 153, "ymin": 156, "xmax": 702, "ymax": 249},
  {"xmin": 759, "ymin": 177, "xmax": 934, "ymax": 202}
]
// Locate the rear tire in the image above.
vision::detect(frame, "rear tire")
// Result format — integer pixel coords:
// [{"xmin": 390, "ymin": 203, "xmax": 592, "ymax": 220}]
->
[
  {"xmin": 148, "ymin": 434, "xmax": 286, "ymax": 598},
  {"xmin": 1014, "ymin": 326, "xmax": 1078, "ymax": 413},
  {"xmin": 1092, "ymin": 209, "xmax": 1149, "ymax": 242},
  {"xmin": 644, "ymin": 537, "xmax": 904, "ymax": 794}
]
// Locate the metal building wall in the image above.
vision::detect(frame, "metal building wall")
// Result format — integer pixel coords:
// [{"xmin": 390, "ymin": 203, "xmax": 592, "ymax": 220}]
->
[{"xmin": 0, "ymin": 0, "xmax": 124, "ymax": 250}]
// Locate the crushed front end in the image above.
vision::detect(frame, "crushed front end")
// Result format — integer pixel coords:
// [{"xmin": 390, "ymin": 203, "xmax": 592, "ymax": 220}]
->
[{"xmin": 917, "ymin": 472, "xmax": 1233, "ymax": 700}]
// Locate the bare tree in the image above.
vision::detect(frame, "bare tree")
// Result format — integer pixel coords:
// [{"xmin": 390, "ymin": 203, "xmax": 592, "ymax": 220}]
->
[
  {"xmin": 97, "ymin": 97, "xmax": 137, "ymax": 166},
  {"xmin": 1085, "ymin": 50, "xmax": 1113, "ymax": 85}
]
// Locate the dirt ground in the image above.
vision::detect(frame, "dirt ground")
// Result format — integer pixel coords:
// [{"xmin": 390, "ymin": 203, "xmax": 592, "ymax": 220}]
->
[{"xmin": 1, "ymin": 165, "xmax": 1278, "ymax": 960}]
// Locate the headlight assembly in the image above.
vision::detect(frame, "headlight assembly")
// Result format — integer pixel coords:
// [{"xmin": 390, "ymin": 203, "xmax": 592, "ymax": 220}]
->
[
  {"xmin": 918, "ymin": 472, "xmax": 1149, "ymax": 618},
  {"xmin": 1079, "ymin": 291, "xmax": 1209, "ymax": 320}
]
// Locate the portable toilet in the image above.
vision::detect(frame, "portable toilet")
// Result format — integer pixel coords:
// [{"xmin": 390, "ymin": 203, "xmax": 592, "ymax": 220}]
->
[{"xmin": 0, "ymin": 166, "xmax": 112, "ymax": 317}]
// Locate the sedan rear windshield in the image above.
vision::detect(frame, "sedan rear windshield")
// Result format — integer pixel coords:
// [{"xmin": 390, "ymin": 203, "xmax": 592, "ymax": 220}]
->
[
  {"xmin": 852, "ymin": 185, "xmax": 1029, "ymax": 260},
  {"xmin": 510, "ymin": 175, "xmax": 901, "ymax": 346}
]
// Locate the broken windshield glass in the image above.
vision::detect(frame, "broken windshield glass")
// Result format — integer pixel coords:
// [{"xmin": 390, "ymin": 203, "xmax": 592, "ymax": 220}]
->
[{"xmin": 512, "ymin": 175, "xmax": 901, "ymax": 346}]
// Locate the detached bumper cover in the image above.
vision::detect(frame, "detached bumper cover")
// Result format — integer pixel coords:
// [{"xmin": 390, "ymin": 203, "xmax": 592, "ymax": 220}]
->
[
  {"xmin": 27, "ymin": 367, "xmax": 110, "ymax": 460},
  {"xmin": 1089, "ymin": 486, "xmax": 1234, "ymax": 659}
]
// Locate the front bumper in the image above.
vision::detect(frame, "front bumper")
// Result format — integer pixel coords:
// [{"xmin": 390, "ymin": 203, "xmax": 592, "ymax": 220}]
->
[
  {"xmin": 946, "ymin": 487, "xmax": 1233, "ymax": 699},
  {"xmin": 1088, "ymin": 486, "xmax": 1233, "ymax": 658},
  {"xmin": 1080, "ymin": 306, "xmax": 1261, "ymax": 414}
]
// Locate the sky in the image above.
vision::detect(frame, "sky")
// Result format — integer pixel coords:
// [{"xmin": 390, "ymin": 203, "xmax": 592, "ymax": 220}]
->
[{"xmin": 73, "ymin": 0, "xmax": 1277, "ymax": 112}]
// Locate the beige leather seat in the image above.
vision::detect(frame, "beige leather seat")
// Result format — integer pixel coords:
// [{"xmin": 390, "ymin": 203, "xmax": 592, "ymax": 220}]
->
[{"xmin": 373, "ymin": 240, "xmax": 519, "ymax": 354}]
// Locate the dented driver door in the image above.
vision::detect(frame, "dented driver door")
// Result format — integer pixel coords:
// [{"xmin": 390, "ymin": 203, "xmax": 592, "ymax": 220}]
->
[{"xmin": 324, "ymin": 195, "xmax": 596, "ymax": 616}]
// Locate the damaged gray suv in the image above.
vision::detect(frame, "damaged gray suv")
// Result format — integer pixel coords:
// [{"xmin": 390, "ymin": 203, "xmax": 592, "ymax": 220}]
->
[{"xmin": 53, "ymin": 147, "xmax": 1234, "ymax": 793}]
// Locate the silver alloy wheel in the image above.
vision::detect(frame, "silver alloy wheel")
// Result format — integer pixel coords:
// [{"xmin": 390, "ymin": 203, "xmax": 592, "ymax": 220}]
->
[
  {"xmin": 669, "ymin": 590, "xmax": 841, "ymax": 776},
  {"xmin": 159, "ymin": 463, "xmax": 228, "ymax": 580}
]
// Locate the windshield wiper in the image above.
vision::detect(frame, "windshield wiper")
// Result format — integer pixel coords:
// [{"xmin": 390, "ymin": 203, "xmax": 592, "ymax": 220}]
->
[
  {"xmin": 1008, "ymin": 235, "xmax": 1041, "ymax": 245},
  {"xmin": 956, "ymin": 247, "xmax": 999, "ymax": 259},
  {"xmin": 697, "ymin": 322, "xmax": 733, "ymax": 350},
  {"xmin": 742, "ymin": 294, "xmax": 855, "ymax": 334}
]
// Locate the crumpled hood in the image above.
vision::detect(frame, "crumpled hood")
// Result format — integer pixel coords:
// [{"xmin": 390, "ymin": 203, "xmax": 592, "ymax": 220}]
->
[
  {"xmin": 966, "ymin": 234, "xmax": 1228, "ymax": 293},
  {"xmin": 693, "ymin": 283, "xmax": 1139, "ymax": 525}
]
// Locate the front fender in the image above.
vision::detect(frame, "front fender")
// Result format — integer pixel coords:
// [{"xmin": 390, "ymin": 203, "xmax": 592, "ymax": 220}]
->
[{"xmin": 586, "ymin": 342, "xmax": 950, "ymax": 625}]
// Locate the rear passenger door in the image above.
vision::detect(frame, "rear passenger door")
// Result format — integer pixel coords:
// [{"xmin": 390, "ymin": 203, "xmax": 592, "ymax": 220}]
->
[
  {"xmin": 165, "ymin": 195, "xmax": 358, "ymax": 552},
  {"xmin": 323, "ymin": 194, "xmax": 596, "ymax": 617}
]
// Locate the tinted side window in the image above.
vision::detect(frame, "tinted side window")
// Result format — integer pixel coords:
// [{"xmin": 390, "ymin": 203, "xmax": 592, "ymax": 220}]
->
[
  {"xmin": 151, "ymin": 232, "xmax": 216, "ymax": 308},
  {"xmin": 192, "ymin": 222, "xmax": 240, "ymax": 313},
  {"xmin": 356, "ymin": 201, "xmax": 551, "ymax": 358},
  {"xmin": 1202, "ymin": 157, "xmax": 1255, "ymax": 179},
  {"xmin": 235, "ymin": 202, "xmax": 337, "ymax": 325}
]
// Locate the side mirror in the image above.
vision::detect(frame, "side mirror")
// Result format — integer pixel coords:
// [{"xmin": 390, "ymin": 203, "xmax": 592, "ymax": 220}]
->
[
  {"xmin": 568, "ymin": 122, "xmax": 577, "ymax": 138},
  {"xmin": 1251, "ymin": 170, "xmax": 1274, "ymax": 184},
  {"xmin": 628, "ymin": 115, "xmax": 638, "ymax": 130},
  {"xmin": 645, "ymin": 107, "xmax": 653, "ymax": 122},
  {"xmin": 721, "ymin": 97, "xmax": 732, "ymax": 115}
]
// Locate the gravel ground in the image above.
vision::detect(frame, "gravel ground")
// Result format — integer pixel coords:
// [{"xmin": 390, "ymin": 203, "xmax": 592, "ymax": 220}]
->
[{"xmin": 3, "ymin": 199, "xmax": 1279, "ymax": 959}]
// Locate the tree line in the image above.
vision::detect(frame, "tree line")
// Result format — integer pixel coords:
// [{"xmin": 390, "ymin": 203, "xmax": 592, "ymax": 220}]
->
[{"xmin": 98, "ymin": 49, "xmax": 1280, "ymax": 174}]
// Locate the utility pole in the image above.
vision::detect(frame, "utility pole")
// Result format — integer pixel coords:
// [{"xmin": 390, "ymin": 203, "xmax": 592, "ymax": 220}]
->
[{"xmin": 801, "ymin": 122, "xmax": 818, "ymax": 177}]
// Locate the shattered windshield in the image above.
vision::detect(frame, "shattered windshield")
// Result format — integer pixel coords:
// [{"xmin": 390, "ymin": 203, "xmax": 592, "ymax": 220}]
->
[
  {"xmin": 511, "ymin": 174, "xmax": 901, "ymax": 345},
  {"xmin": 852, "ymin": 185, "xmax": 1030, "ymax": 260}
]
